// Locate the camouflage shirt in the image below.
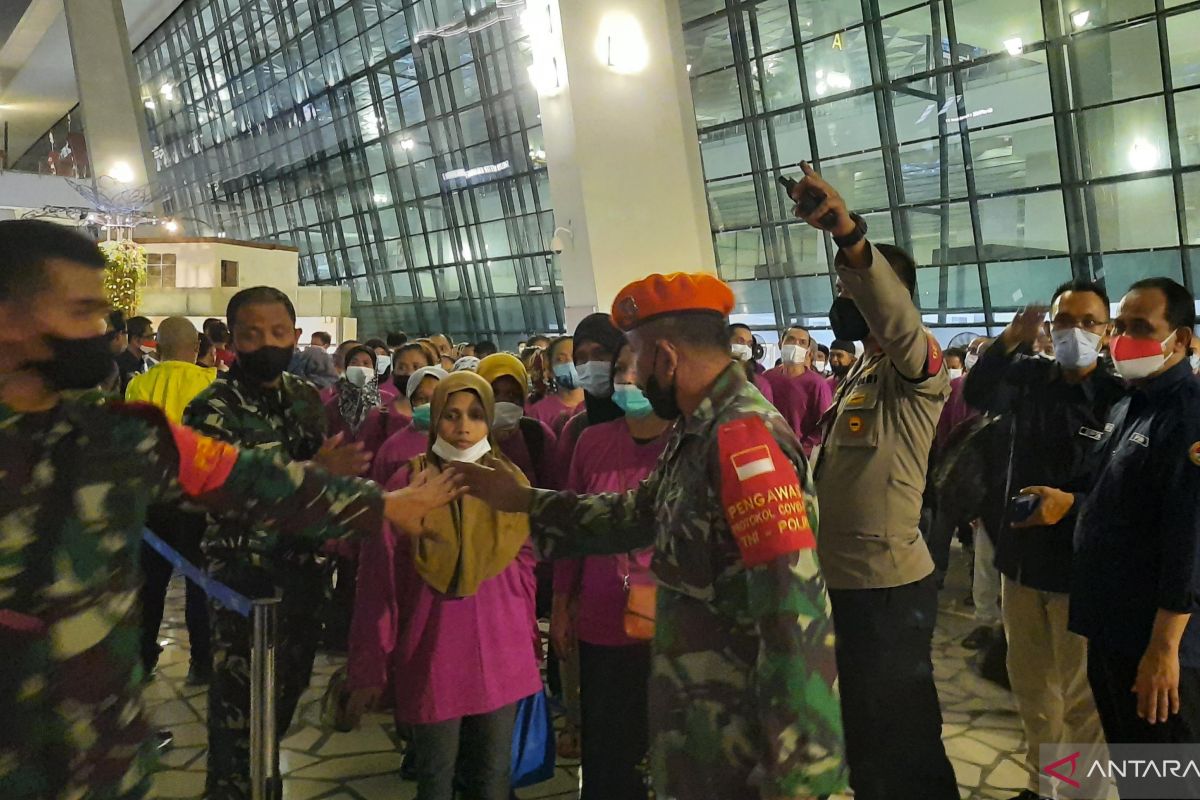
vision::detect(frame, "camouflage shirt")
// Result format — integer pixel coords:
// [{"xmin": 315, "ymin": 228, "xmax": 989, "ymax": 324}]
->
[
  {"xmin": 531, "ymin": 364, "xmax": 846, "ymax": 799},
  {"xmin": 0, "ymin": 397, "xmax": 382, "ymax": 800},
  {"xmin": 183, "ymin": 368, "xmax": 331, "ymax": 567}
]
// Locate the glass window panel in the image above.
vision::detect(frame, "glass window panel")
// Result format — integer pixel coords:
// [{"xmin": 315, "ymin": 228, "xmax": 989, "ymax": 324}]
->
[
  {"xmin": 1168, "ymin": 11, "xmax": 1200, "ymax": 90},
  {"xmin": 1099, "ymin": 250, "xmax": 1183, "ymax": 298},
  {"xmin": 905, "ymin": 202, "xmax": 977, "ymax": 266},
  {"xmin": 715, "ymin": 230, "xmax": 767, "ymax": 281},
  {"xmin": 700, "ymin": 125, "xmax": 752, "ymax": 180},
  {"xmin": 685, "ymin": 15, "xmax": 735, "ymax": 75},
  {"xmin": 985, "ymin": 257, "xmax": 1075, "ymax": 309},
  {"xmin": 1183, "ymin": 170, "xmax": 1200, "ymax": 246},
  {"xmin": 978, "ymin": 191, "xmax": 1069, "ymax": 256},
  {"xmin": 768, "ymin": 111, "xmax": 812, "ymax": 166},
  {"xmin": 1089, "ymin": 176, "xmax": 1179, "ymax": 250},
  {"xmin": 708, "ymin": 174, "xmax": 762, "ymax": 229},
  {"xmin": 813, "ymin": 93, "xmax": 881, "ymax": 156},
  {"xmin": 882, "ymin": 6, "xmax": 932, "ymax": 82},
  {"xmin": 1078, "ymin": 96, "xmax": 1169, "ymax": 179},
  {"xmin": 728, "ymin": 277, "xmax": 776, "ymax": 316},
  {"xmin": 820, "ymin": 150, "xmax": 890, "ymax": 211},
  {"xmin": 916, "ymin": 265, "xmax": 983, "ymax": 311},
  {"xmin": 892, "ymin": 78, "xmax": 963, "ymax": 144},
  {"xmin": 1175, "ymin": 89, "xmax": 1200, "ymax": 166},
  {"xmin": 970, "ymin": 117, "xmax": 1062, "ymax": 193},
  {"xmin": 898, "ymin": 136, "xmax": 969, "ymax": 204},
  {"xmin": 747, "ymin": 0, "xmax": 796, "ymax": 56},
  {"xmin": 761, "ymin": 49, "xmax": 802, "ymax": 110},
  {"xmin": 803, "ymin": 28, "xmax": 871, "ymax": 100},
  {"xmin": 777, "ymin": 222, "xmax": 827, "ymax": 276},
  {"xmin": 692, "ymin": 69, "xmax": 743, "ymax": 127},
  {"xmin": 950, "ymin": 0, "xmax": 1045, "ymax": 61},
  {"xmin": 681, "ymin": 0, "xmax": 725, "ymax": 24},
  {"xmin": 1069, "ymin": 22, "xmax": 1162, "ymax": 108},
  {"xmin": 961, "ymin": 50, "xmax": 1052, "ymax": 128},
  {"xmin": 795, "ymin": 1, "xmax": 864, "ymax": 40},
  {"xmin": 1056, "ymin": 0, "xmax": 1156, "ymax": 29}
]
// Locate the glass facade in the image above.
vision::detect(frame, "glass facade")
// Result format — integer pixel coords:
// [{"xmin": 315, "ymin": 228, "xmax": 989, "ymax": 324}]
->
[
  {"xmin": 134, "ymin": 0, "xmax": 563, "ymax": 343},
  {"xmin": 133, "ymin": 0, "xmax": 1200, "ymax": 342},
  {"xmin": 682, "ymin": 0, "xmax": 1200, "ymax": 340}
]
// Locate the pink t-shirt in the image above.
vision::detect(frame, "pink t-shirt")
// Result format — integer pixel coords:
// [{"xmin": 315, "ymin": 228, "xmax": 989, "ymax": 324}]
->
[
  {"xmin": 764, "ymin": 368, "xmax": 834, "ymax": 457},
  {"xmin": 347, "ymin": 466, "xmax": 542, "ymax": 725},
  {"xmin": 554, "ymin": 419, "xmax": 669, "ymax": 647},
  {"xmin": 358, "ymin": 405, "xmax": 412, "ymax": 459},
  {"xmin": 372, "ymin": 424, "xmax": 429, "ymax": 485},
  {"xmin": 753, "ymin": 372, "xmax": 775, "ymax": 405},
  {"xmin": 935, "ymin": 375, "xmax": 978, "ymax": 455},
  {"xmin": 528, "ymin": 393, "xmax": 582, "ymax": 430},
  {"xmin": 496, "ymin": 419, "xmax": 558, "ymax": 488}
]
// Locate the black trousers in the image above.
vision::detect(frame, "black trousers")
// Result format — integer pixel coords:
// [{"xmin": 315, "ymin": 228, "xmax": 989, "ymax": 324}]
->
[
  {"xmin": 829, "ymin": 574, "xmax": 958, "ymax": 800},
  {"xmin": 411, "ymin": 703, "xmax": 517, "ymax": 800},
  {"xmin": 139, "ymin": 504, "xmax": 211, "ymax": 674},
  {"xmin": 579, "ymin": 640, "xmax": 652, "ymax": 800}
]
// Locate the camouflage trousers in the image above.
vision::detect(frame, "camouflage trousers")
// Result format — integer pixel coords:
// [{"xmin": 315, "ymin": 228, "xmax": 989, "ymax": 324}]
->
[{"xmin": 204, "ymin": 558, "xmax": 325, "ymax": 800}]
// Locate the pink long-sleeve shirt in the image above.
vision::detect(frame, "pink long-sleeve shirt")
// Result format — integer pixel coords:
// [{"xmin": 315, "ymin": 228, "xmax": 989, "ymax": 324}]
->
[
  {"xmin": 553, "ymin": 419, "xmax": 669, "ymax": 647},
  {"xmin": 764, "ymin": 368, "xmax": 833, "ymax": 457},
  {"xmin": 371, "ymin": 424, "xmax": 429, "ymax": 485},
  {"xmin": 347, "ymin": 466, "xmax": 542, "ymax": 725}
]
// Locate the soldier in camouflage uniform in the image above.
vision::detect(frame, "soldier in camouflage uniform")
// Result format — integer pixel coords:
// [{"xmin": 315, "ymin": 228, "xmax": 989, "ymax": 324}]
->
[
  {"xmin": 456, "ymin": 273, "xmax": 846, "ymax": 800},
  {"xmin": 0, "ymin": 220, "xmax": 459, "ymax": 800},
  {"xmin": 182, "ymin": 286, "xmax": 371, "ymax": 800}
]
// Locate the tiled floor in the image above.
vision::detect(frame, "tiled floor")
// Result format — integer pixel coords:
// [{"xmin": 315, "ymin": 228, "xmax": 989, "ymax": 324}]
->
[{"xmin": 144, "ymin": 545, "xmax": 1061, "ymax": 800}]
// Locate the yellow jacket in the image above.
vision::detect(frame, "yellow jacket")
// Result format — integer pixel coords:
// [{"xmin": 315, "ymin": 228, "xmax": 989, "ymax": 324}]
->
[{"xmin": 125, "ymin": 360, "xmax": 218, "ymax": 423}]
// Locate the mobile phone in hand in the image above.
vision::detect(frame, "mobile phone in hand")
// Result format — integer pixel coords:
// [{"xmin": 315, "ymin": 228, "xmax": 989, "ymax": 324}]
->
[
  {"xmin": 1009, "ymin": 492, "xmax": 1042, "ymax": 524},
  {"xmin": 779, "ymin": 175, "xmax": 838, "ymax": 229}
]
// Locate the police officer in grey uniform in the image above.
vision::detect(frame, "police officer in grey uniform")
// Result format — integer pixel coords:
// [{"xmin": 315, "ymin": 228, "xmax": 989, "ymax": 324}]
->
[{"xmin": 787, "ymin": 163, "xmax": 958, "ymax": 800}]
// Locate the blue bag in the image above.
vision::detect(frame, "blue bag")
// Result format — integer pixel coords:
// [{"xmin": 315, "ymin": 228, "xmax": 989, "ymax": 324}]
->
[{"xmin": 511, "ymin": 691, "xmax": 555, "ymax": 788}]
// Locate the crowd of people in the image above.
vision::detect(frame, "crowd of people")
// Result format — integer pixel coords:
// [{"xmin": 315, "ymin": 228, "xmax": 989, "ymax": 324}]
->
[{"xmin": 3, "ymin": 163, "xmax": 1200, "ymax": 800}]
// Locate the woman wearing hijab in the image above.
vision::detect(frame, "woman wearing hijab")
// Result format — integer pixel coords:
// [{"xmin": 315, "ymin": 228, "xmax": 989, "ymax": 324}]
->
[
  {"xmin": 477, "ymin": 353, "xmax": 557, "ymax": 488},
  {"xmin": 553, "ymin": 339, "xmax": 670, "ymax": 799},
  {"xmin": 347, "ymin": 372, "xmax": 541, "ymax": 800},
  {"xmin": 527, "ymin": 336, "xmax": 584, "ymax": 431},
  {"xmin": 371, "ymin": 366, "xmax": 447, "ymax": 485},
  {"xmin": 323, "ymin": 345, "xmax": 384, "ymax": 449},
  {"xmin": 358, "ymin": 342, "xmax": 438, "ymax": 458}
]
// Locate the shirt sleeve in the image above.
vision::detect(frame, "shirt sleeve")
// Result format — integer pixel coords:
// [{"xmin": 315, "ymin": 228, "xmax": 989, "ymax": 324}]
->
[
  {"xmin": 962, "ymin": 342, "xmax": 1040, "ymax": 414},
  {"xmin": 835, "ymin": 244, "xmax": 933, "ymax": 381},
  {"xmin": 553, "ymin": 428, "xmax": 591, "ymax": 595},
  {"xmin": 1154, "ymin": 415, "xmax": 1200, "ymax": 614},
  {"xmin": 715, "ymin": 415, "xmax": 846, "ymax": 797},
  {"xmin": 528, "ymin": 471, "xmax": 661, "ymax": 559},
  {"xmin": 348, "ymin": 471, "xmax": 406, "ymax": 691},
  {"xmin": 799, "ymin": 376, "xmax": 833, "ymax": 456}
]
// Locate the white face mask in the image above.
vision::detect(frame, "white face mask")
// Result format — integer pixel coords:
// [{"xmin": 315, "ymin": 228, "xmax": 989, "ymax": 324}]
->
[
  {"xmin": 345, "ymin": 365, "xmax": 374, "ymax": 388},
  {"xmin": 1051, "ymin": 328, "xmax": 1102, "ymax": 371},
  {"xmin": 781, "ymin": 344, "xmax": 808, "ymax": 365},
  {"xmin": 947, "ymin": 367, "xmax": 964, "ymax": 381},
  {"xmin": 375, "ymin": 354, "xmax": 392, "ymax": 374},
  {"xmin": 964, "ymin": 352, "xmax": 979, "ymax": 370},
  {"xmin": 140, "ymin": 343, "xmax": 156, "ymax": 355},
  {"xmin": 730, "ymin": 343, "xmax": 753, "ymax": 362},
  {"xmin": 814, "ymin": 358, "xmax": 828, "ymax": 374},
  {"xmin": 575, "ymin": 361, "xmax": 613, "ymax": 398},
  {"xmin": 431, "ymin": 435, "xmax": 491, "ymax": 464},
  {"xmin": 492, "ymin": 401, "xmax": 523, "ymax": 431}
]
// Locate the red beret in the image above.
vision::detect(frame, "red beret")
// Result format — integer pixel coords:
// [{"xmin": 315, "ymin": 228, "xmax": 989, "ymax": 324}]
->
[{"xmin": 611, "ymin": 272, "xmax": 735, "ymax": 332}]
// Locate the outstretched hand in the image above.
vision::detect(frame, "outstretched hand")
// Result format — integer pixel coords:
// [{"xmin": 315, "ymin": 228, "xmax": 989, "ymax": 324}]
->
[
  {"xmin": 383, "ymin": 467, "xmax": 465, "ymax": 536},
  {"xmin": 314, "ymin": 432, "xmax": 372, "ymax": 477},
  {"xmin": 787, "ymin": 162, "xmax": 858, "ymax": 239},
  {"xmin": 445, "ymin": 460, "xmax": 532, "ymax": 513},
  {"xmin": 1001, "ymin": 305, "xmax": 1049, "ymax": 352}
]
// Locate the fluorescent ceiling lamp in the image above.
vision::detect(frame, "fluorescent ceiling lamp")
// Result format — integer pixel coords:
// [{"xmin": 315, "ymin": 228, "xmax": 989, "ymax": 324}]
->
[{"xmin": 1004, "ymin": 37, "xmax": 1024, "ymax": 56}]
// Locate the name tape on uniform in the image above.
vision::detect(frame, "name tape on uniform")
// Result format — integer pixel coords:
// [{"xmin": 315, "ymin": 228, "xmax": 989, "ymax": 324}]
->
[{"xmin": 718, "ymin": 417, "xmax": 815, "ymax": 567}]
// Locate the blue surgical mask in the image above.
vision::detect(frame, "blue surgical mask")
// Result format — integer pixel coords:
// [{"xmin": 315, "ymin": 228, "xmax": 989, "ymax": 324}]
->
[
  {"xmin": 552, "ymin": 361, "xmax": 579, "ymax": 390},
  {"xmin": 612, "ymin": 384, "xmax": 655, "ymax": 418},
  {"xmin": 411, "ymin": 403, "xmax": 432, "ymax": 431},
  {"xmin": 576, "ymin": 361, "xmax": 613, "ymax": 398}
]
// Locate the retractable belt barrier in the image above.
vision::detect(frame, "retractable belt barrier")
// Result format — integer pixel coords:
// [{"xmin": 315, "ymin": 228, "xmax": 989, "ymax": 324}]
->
[{"xmin": 142, "ymin": 530, "xmax": 282, "ymax": 800}]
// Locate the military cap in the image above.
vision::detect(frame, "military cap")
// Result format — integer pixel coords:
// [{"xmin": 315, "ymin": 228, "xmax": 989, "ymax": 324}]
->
[{"xmin": 611, "ymin": 272, "xmax": 735, "ymax": 332}]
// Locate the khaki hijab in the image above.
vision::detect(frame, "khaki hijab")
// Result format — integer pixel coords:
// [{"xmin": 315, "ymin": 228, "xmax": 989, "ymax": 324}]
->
[{"xmin": 409, "ymin": 371, "xmax": 531, "ymax": 597}]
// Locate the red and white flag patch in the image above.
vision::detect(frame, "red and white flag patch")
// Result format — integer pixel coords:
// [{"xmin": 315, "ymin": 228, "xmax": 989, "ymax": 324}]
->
[{"xmin": 718, "ymin": 416, "xmax": 815, "ymax": 567}]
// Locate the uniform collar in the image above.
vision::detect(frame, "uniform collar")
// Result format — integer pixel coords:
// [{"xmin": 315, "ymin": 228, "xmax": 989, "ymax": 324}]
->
[
  {"xmin": 1133, "ymin": 358, "xmax": 1193, "ymax": 400},
  {"xmin": 682, "ymin": 362, "xmax": 747, "ymax": 437}
]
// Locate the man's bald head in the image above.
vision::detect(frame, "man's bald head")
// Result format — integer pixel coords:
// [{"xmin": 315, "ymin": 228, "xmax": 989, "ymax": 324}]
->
[{"xmin": 157, "ymin": 316, "xmax": 199, "ymax": 362}]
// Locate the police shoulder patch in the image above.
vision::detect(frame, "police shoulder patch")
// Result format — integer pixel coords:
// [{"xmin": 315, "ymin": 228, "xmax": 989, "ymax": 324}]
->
[
  {"xmin": 1190, "ymin": 441, "xmax": 1200, "ymax": 467},
  {"xmin": 716, "ymin": 416, "xmax": 815, "ymax": 567},
  {"xmin": 926, "ymin": 331, "xmax": 944, "ymax": 377}
]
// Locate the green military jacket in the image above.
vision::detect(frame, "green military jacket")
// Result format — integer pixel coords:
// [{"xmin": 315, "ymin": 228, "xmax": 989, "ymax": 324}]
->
[
  {"xmin": 0, "ymin": 397, "xmax": 381, "ymax": 800},
  {"xmin": 183, "ymin": 368, "xmax": 331, "ymax": 568},
  {"xmin": 531, "ymin": 364, "xmax": 846, "ymax": 799}
]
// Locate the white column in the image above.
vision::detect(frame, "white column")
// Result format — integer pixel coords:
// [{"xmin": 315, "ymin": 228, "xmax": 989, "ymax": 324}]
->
[
  {"xmin": 63, "ymin": 0, "xmax": 155, "ymax": 187},
  {"xmin": 530, "ymin": 0, "xmax": 716, "ymax": 330}
]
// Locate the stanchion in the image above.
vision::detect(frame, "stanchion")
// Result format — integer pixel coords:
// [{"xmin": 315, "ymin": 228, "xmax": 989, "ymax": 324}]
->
[{"xmin": 250, "ymin": 597, "xmax": 282, "ymax": 800}]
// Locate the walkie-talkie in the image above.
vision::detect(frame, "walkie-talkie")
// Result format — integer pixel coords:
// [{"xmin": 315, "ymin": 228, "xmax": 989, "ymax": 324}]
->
[{"xmin": 779, "ymin": 175, "xmax": 839, "ymax": 230}]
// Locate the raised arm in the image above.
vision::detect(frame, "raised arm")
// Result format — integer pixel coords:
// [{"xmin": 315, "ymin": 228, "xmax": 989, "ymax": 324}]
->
[{"xmin": 964, "ymin": 306, "xmax": 1046, "ymax": 413}]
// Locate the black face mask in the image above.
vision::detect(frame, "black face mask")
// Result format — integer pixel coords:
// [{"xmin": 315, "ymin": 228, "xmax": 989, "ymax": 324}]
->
[
  {"xmin": 236, "ymin": 344, "xmax": 293, "ymax": 385},
  {"xmin": 31, "ymin": 334, "xmax": 116, "ymax": 391},
  {"xmin": 830, "ymin": 361, "xmax": 852, "ymax": 379},
  {"xmin": 393, "ymin": 370, "xmax": 411, "ymax": 391},
  {"xmin": 643, "ymin": 348, "xmax": 682, "ymax": 420},
  {"xmin": 829, "ymin": 297, "xmax": 871, "ymax": 342}
]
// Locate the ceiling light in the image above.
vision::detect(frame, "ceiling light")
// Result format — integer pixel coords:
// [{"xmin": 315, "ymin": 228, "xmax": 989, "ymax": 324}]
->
[
  {"xmin": 1071, "ymin": 10, "xmax": 1091, "ymax": 28},
  {"xmin": 373, "ymin": 193, "xmax": 388, "ymax": 204},
  {"xmin": 160, "ymin": 82, "xmax": 174, "ymax": 99},
  {"xmin": 596, "ymin": 12, "xmax": 649, "ymax": 74},
  {"xmin": 528, "ymin": 57, "xmax": 562, "ymax": 94},
  {"xmin": 163, "ymin": 219, "xmax": 179, "ymax": 233},
  {"xmin": 400, "ymin": 138, "xmax": 416, "ymax": 151},
  {"xmin": 109, "ymin": 161, "xmax": 136, "ymax": 183},
  {"xmin": 1127, "ymin": 138, "xmax": 1161, "ymax": 172},
  {"xmin": 1003, "ymin": 37, "xmax": 1024, "ymax": 56}
]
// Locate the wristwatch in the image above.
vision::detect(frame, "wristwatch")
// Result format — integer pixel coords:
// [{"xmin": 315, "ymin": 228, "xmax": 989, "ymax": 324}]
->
[{"xmin": 833, "ymin": 212, "xmax": 868, "ymax": 250}]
